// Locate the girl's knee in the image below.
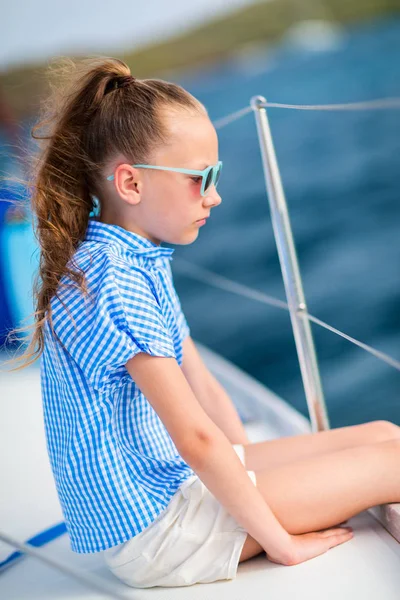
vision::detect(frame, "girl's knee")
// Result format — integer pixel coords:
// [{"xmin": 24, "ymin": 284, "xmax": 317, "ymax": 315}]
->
[
  {"xmin": 379, "ymin": 437, "xmax": 400, "ymax": 452},
  {"xmin": 368, "ymin": 420, "xmax": 400, "ymax": 443}
]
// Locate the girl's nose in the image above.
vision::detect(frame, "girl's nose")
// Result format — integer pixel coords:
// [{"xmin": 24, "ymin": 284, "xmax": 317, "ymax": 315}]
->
[{"xmin": 203, "ymin": 185, "xmax": 222, "ymax": 207}]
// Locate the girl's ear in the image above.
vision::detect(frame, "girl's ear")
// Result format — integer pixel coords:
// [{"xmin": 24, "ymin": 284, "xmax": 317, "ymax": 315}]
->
[{"xmin": 114, "ymin": 165, "xmax": 142, "ymax": 205}]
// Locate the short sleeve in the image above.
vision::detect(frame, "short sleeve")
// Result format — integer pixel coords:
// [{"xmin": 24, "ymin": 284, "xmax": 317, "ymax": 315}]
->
[{"xmin": 56, "ymin": 260, "xmax": 177, "ymax": 394}]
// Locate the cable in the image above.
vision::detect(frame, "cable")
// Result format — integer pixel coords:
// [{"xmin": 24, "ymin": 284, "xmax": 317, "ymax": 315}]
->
[
  {"xmin": 0, "ymin": 531, "xmax": 130, "ymax": 600},
  {"xmin": 173, "ymin": 258, "xmax": 400, "ymax": 372},
  {"xmin": 212, "ymin": 97, "xmax": 400, "ymax": 129}
]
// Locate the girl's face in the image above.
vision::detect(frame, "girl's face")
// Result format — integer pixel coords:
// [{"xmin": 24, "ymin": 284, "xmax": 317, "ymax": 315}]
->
[{"xmin": 105, "ymin": 109, "xmax": 222, "ymax": 246}]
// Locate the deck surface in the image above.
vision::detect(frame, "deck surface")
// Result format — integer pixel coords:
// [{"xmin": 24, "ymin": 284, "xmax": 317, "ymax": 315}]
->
[{"xmin": 1, "ymin": 352, "xmax": 399, "ymax": 599}]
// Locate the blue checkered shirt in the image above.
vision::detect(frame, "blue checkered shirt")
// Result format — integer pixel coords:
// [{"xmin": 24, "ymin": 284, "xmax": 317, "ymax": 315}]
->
[{"xmin": 40, "ymin": 219, "xmax": 196, "ymax": 553}]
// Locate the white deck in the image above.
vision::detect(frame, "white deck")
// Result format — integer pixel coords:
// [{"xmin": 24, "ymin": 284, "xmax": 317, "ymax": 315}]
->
[{"xmin": 1, "ymin": 345, "xmax": 400, "ymax": 599}]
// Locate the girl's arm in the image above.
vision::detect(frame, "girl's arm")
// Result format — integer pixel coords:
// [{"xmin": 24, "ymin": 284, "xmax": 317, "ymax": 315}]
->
[
  {"xmin": 125, "ymin": 352, "xmax": 294, "ymax": 565},
  {"xmin": 181, "ymin": 336, "xmax": 249, "ymax": 445}
]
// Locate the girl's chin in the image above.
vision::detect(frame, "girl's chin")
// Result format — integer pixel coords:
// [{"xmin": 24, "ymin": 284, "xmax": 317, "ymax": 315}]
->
[
  {"xmin": 162, "ymin": 226, "xmax": 200, "ymax": 246},
  {"xmin": 186, "ymin": 228, "xmax": 200, "ymax": 244}
]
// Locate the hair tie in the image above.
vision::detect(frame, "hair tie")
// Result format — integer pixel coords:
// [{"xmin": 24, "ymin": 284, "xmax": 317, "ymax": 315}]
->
[{"xmin": 104, "ymin": 75, "xmax": 136, "ymax": 95}]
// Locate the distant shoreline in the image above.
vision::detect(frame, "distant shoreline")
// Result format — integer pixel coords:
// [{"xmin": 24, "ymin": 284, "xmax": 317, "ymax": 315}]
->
[{"xmin": 1, "ymin": 0, "xmax": 400, "ymax": 119}]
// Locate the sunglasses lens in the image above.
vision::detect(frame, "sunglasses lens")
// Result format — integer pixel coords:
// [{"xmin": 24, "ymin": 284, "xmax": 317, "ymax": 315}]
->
[
  {"xmin": 204, "ymin": 168, "xmax": 213, "ymax": 192},
  {"xmin": 214, "ymin": 165, "xmax": 221, "ymax": 187}
]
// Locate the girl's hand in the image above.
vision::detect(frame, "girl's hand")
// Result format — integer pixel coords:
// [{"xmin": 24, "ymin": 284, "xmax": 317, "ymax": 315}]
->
[{"xmin": 266, "ymin": 526, "xmax": 354, "ymax": 566}]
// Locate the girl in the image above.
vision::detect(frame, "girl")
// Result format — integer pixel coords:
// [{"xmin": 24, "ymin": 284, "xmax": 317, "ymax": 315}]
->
[{"xmin": 8, "ymin": 57, "xmax": 400, "ymax": 589}]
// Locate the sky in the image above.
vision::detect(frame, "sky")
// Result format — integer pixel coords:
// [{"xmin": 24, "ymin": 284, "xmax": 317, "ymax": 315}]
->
[{"xmin": 1, "ymin": 0, "xmax": 257, "ymax": 71}]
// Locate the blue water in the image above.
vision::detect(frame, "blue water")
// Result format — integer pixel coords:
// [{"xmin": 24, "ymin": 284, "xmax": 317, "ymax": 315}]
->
[
  {"xmin": 172, "ymin": 17, "xmax": 400, "ymax": 428},
  {"xmin": 1, "ymin": 17, "xmax": 399, "ymax": 428}
]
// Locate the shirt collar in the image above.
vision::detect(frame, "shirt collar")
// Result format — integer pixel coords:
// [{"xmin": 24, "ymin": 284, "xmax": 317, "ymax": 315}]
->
[{"xmin": 84, "ymin": 218, "xmax": 175, "ymax": 261}]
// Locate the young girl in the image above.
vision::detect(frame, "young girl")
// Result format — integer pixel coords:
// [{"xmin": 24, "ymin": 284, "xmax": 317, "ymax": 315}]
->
[{"xmin": 10, "ymin": 56, "xmax": 400, "ymax": 589}]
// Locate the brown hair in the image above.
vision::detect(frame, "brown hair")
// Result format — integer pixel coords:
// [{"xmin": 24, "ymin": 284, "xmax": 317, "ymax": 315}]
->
[{"xmin": 3, "ymin": 56, "xmax": 206, "ymax": 371}]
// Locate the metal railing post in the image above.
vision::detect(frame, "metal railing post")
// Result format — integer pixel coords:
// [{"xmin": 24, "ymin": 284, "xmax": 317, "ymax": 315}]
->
[{"xmin": 251, "ymin": 95, "xmax": 330, "ymax": 432}]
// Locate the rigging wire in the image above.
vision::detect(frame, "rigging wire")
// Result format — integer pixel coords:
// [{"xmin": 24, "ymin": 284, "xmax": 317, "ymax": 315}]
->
[
  {"xmin": 213, "ymin": 96, "xmax": 400, "ymax": 129},
  {"xmin": 0, "ymin": 531, "xmax": 130, "ymax": 600},
  {"xmin": 173, "ymin": 259, "xmax": 400, "ymax": 373},
  {"xmin": 207, "ymin": 96, "xmax": 400, "ymax": 372}
]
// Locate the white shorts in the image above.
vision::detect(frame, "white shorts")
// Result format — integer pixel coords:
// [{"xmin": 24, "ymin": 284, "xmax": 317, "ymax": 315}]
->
[{"xmin": 102, "ymin": 444, "xmax": 257, "ymax": 588}]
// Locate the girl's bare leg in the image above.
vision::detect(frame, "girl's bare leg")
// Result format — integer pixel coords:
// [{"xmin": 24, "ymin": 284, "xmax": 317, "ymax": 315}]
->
[
  {"xmin": 239, "ymin": 437, "xmax": 400, "ymax": 562},
  {"xmin": 243, "ymin": 420, "xmax": 400, "ymax": 471}
]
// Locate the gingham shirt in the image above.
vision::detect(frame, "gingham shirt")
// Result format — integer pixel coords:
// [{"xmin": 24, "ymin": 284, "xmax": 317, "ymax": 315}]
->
[{"xmin": 40, "ymin": 218, "xmax": 196, "ymax": 553}]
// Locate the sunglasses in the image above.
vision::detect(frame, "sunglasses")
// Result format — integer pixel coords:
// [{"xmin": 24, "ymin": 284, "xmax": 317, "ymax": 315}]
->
[{"xmin": 107, "ymin": 161, "xmax": 223, "ymax": 197}]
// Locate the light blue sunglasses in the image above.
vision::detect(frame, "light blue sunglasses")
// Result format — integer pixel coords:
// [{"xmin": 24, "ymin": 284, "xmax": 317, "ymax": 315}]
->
[{"xmin": 107, "ymin": 160, "xmax": 223, "ymax": 197}]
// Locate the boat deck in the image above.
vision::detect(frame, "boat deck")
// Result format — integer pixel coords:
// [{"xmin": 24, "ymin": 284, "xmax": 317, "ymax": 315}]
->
[{"xmin": 1, "ymin": 346, "xmax": 400, "ymax": 599}]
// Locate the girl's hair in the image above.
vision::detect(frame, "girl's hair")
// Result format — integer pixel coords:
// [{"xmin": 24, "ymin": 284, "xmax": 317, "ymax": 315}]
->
[{"xmin": 3, "ymin": 56, "xmax": 206, "ymax": 371}]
